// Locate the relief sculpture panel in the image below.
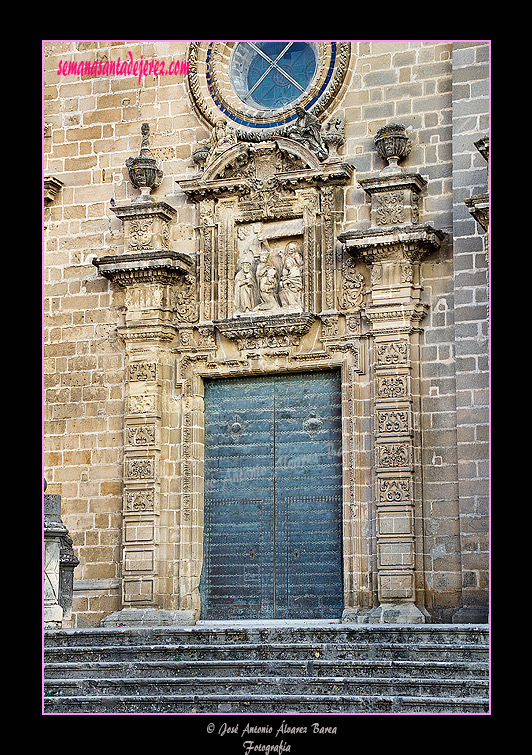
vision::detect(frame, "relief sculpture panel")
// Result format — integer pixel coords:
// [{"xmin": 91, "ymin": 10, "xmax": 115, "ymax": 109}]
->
[{"xmin": 235, "ymin": 234, "xmax": 304, "ymax": 315}]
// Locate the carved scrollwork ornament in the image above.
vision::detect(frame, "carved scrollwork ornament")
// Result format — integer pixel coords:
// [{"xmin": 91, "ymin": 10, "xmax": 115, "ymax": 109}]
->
[
  {"xmin": 173, "ymin": 274, "xmax": 198, "ymax": 323},
  {"xmin": 340, "ymin": 257, "xmax": 365, "ymax": 310}
]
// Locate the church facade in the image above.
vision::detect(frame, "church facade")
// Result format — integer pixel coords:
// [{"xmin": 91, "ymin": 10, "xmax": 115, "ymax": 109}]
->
[{"xmin": 43, "ymin": 41, "xmax": 490, "ymax": 627}]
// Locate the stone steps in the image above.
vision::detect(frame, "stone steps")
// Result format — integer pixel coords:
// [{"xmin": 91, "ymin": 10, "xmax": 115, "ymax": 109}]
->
[
  {"xmin": 45, "ymin": 658, "xmax": 488, "ymax": 680},
  {"xmin": 43, "ymin": 623, "xmax": 490, "ymax": 714},
  {"xmin": 45, "ymin": 640, "xmax": 488, "ymax": 664},
  {"xmin": 45, "ymin": 674, "xmax": 488, "ymax": 698}
]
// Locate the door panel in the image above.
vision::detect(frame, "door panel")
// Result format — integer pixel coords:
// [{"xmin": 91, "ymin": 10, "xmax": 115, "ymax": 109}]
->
[{"xmin": 200, "ymin": 371, "xmax": 343, "ymax": 619}]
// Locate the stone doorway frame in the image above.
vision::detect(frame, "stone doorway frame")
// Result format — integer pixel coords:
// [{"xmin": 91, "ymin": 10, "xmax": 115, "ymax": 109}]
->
[
  {"xmin": 176, "ymin": 342, "xmax": 367, "ymax": 624},
  {"xmin": 96, "ymin": 125, "xmax": 437, "ymax": 627}
]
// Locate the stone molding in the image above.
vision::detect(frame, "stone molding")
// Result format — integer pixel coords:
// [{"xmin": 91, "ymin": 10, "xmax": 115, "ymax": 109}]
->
[
  {"xmin": 44, "ymin": 175, "xmax": 63, "ymax": 205},
  {"xmin": 92, "ymin": 249, "xmax": 194, "ymax": 287},
  {"xmin": 465, "ymin": 135, "xmax": 489, "ymax": 232}
]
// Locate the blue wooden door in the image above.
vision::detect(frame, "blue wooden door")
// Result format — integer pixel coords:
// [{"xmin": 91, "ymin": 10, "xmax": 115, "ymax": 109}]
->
[{"xmin": 200, "ymin": 371, "xmax": 344, "ymax": 619}]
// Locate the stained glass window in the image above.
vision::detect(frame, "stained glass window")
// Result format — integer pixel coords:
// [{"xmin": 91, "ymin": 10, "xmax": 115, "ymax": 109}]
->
[{"xmin": 231, "ymin": 42, "xmax": 318, "ymax": 111}]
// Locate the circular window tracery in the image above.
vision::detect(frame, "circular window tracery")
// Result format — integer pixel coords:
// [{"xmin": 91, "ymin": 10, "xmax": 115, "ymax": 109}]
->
[
  {"xmin": 230, "ymin": 42, "xmax": 318, "ymax": 111},
  {"xmin": 187, "ymin": 42, "xmax": 351, "ymax": 132}
]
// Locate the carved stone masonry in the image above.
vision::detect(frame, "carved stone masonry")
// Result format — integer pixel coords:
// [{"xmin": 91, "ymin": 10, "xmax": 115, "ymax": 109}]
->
[
  {"xmin": 465, "ymin": 135, "xmax": 489, "ymax": 232},
  {"xmin": 180, "ymin": 127, "xmax": 353, "ymax": 334},
  {"xmin": 339, "ymin": 124, "xmax": 445, "ymax": 624},
  {"xmin": 358, "ymin": 173, "xmax": 426, "ymax": 228},
  {"xmin": 92, "ymin": 127, "xmax": 200, "ymax": 626},
  {"xmin": 112, "ymin": 202, "xmax": 175, "ymax": 253},
  {"xmin": 95, "ymin": 116, "xmax": 367, "ymax": 626}
]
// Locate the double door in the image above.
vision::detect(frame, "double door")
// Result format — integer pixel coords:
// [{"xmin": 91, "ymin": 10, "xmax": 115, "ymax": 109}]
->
[{"xmin": 200, "ymin": 371, "xmax": 344, "ymax": 619}]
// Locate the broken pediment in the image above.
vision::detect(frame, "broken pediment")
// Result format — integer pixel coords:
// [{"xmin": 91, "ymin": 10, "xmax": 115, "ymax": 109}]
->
[{"xmin": 180, "ymin": 135, "xmax": 353, "ymax": 201}]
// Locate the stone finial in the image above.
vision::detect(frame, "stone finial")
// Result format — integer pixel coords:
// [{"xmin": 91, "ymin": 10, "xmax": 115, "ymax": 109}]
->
[
  {"xmin": 474, "ymin": 135, "xmax": 489, "ymax": 164},
  {"xmin": 140, "ymin": 122, "xmax": 151, "ymax": 157},
  {"xmin": 125, "ymin": 123, "xmax": 163, "ymax": 204},
  {"xmin": 323, "ymin": 113, "xmax": 345, "ymax": 161},
  {"xmin": 374, "ymin": 123, "xmax": 412, "ymax": 174}
]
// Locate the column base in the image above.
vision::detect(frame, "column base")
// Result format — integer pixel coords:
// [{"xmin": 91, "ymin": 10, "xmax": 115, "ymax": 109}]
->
[
  {"xmin": 342, "ymin": 603, "xmax": 426, "ymax": 624},
  {"xmin": 100, "ymin": 608, "xmax": 198, "ymax": 627}
]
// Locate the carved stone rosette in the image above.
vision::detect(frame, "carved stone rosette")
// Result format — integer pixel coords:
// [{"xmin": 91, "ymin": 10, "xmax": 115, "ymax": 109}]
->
[{"xmin": 339, "ymin": 130, "xmax": 445, "ymax": 623}]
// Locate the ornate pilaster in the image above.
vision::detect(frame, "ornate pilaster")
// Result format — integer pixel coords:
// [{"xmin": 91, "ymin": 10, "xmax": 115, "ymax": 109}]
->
[
  {"xmin": 339, "ymin": 124, "xmax": 444, "ymax": 623},
  {"xmin": 93, "ymin": 125, "xmax": 197, "ymax": 626}
]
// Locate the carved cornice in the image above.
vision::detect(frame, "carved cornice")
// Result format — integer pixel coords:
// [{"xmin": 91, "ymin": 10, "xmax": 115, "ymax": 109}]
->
[
  {"xmin": 364, "ymin": 301, "xmax": 429, "ymax": 325},
  {"xmin": 272, "ymin": 161, "xmax": 354, "ymax": 189},
  {"xmin": 215, "ymin": 312, "xmax": 315, "ymax": 349},
  {"xmin": 465, "ymin": 194, "xmax": 489, "ymax": 231},
  {"xmin": 117, "ymin": 322, "xmax": 177, "ymax": 344},
  {"xmin": 338, "ymin": 224, "xmax": 445, "ymax": 263},
  {"xmin": 92, "ymin": 250, "xmax": 195, "ymax": 287},
  {"xmin": 179, "ymin": 137, "xmax": 353, "ymax": 202},
  {"xmin": 110, "ymin": 201, "xmax": 177, "ymax": 223},
  {"xmin": 44, "ymin": 176, "xmax": 64, "ymax": 205},
  {"xmin": 358, "ymin": 172, "xmax": 427, "ymax": 195},
  {"xmin": 178, "ymin": 175, "xmax": 252, "ymax": 202}
]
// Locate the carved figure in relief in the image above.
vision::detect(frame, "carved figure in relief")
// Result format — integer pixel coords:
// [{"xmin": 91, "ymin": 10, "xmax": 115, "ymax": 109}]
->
[
  {"xmin": 279, "ymin": 243, "xmax": 303, "ymax": 308},
  {"xmin": 233, "ymin": 235, "xmax": 305, "ymax": 314},
  {"xmin": 206, "ymin": 118, "xmax": 238, "ymax": 163},
  {"xmin": 287, "ymin": 107, "xmax": 328, "ymax": 161},
  {"xmin": 234, "ymin": 258, "xmax": 258, "ymax": 312},
  {"xmin": 255, "ymin": 250, "xmax": 280, "ymax": 311}
]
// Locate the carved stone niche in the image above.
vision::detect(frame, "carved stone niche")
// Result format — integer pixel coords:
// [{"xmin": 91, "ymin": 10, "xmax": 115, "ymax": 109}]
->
[{"xmin": 179, "ymin": 131, "xmax": 353, "ymax": 337}]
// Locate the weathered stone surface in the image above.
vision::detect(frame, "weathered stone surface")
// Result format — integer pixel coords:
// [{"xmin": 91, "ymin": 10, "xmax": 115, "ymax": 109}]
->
[
  {"xmin": 44, "ymin": 624, "xmax": 489, "ymax": 713},
  {"xmin": 43, "ymin": 41, "xmax": 489, "ymax": 629}
]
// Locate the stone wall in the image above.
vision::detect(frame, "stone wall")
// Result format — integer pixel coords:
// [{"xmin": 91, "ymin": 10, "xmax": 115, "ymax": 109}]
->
[{"xmin": 43, "ymin": 41, "xmax": 489, "ymax": 626}]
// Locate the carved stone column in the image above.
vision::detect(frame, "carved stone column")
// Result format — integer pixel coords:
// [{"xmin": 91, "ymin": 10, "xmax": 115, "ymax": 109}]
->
[
  {"xmin": 339, "ymin": 127, "xmax": 444, "ymax": 623},
  {"xmin": 93, "ymin": 125, "xmax": 196, "ymax": 626},
  {"xmin": 93, "ymin": 254, "xmax": 195, "ymax": 626}
]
